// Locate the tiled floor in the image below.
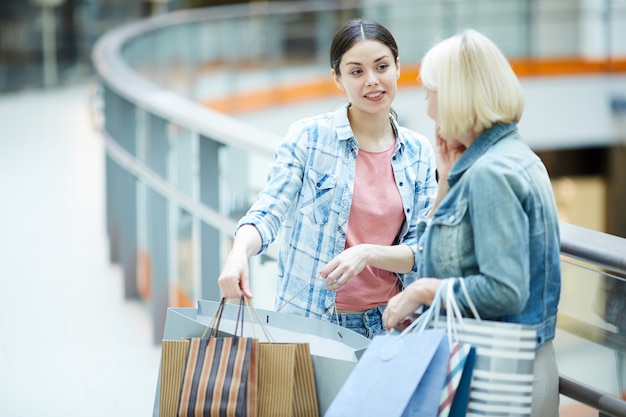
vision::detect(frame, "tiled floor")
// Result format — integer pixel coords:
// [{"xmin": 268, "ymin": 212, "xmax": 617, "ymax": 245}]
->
[{"xmin": 0, "ymin": 82, "xmax": 161, "ymax": 416}]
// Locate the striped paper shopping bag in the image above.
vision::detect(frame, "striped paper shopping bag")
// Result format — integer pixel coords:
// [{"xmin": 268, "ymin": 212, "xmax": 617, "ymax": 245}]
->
[
  {"xmin": 458, "ymin": 319, "xmax": 537, "ymax": 417},
  {"xmin": 435, "ymin": 278, "xmax": 538, "ymax": 417},
  {"xmin": 438, "ymin": 341, "xmax": 476, "ymax": 417},
  {"xmin": 177, "ymin": 336, "xmax": 259, "ymax": 417}
]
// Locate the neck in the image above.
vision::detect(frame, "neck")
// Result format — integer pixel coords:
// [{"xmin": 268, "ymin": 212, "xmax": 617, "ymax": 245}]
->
[{"xmin": 348, "ymin": 107, "xmax": 395, "ymax": 152}]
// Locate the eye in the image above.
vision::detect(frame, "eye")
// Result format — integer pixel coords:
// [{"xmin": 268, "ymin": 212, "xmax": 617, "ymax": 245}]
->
[
  {"xmin": 377, "ymin": 63, "xmax": 390, "ymax": 71},
  {"xmin": 350, "ymin": 68, "xmax": 363, "ymax": 76}
]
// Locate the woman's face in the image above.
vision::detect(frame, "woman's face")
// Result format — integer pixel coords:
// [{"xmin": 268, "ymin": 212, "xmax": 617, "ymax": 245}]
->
[{"xmin": 331, "ymin": 39, "xmax": 400, "ymax": 115}]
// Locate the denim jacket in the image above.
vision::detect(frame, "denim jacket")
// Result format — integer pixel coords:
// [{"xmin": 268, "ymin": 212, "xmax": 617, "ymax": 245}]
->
[
  {"xmin": 239, "ymin": 104, "xmax": 438, "ymax": 321},
  {"xmin": 415, "ymin": 123, "xmax": 561, "ymax": 349}
]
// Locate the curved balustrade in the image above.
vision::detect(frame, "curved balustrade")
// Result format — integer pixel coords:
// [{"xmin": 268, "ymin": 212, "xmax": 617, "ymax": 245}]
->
[{"xmin": 92, "ymin": 2, "xmax": 626, "ymax": 415}]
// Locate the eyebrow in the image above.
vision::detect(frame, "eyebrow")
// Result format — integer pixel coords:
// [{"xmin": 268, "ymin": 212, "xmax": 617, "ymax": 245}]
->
[{"xmin": 344, "ymin": 55, "xmax": 390, "ymax": 66}]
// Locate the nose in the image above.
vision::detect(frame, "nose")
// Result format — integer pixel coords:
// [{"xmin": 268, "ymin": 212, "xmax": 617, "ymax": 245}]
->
[{"xmin": 365, "ymin": 70, "xmax": 379, "ymax": 86}]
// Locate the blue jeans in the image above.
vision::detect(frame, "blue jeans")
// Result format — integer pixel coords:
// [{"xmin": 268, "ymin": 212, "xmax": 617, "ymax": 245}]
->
[{"xmin": 334, "ymin": 306, "xmax": 387, "ymax": 339}]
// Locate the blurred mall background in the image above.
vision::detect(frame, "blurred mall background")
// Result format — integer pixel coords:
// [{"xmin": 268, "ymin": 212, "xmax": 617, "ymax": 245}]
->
[{"xmin": 1, "ymin": 0, "xmax": 625, "ymax": 416}]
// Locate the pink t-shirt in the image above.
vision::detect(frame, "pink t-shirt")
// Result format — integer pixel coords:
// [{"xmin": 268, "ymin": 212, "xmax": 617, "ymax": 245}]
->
[{"xmin": 336, "ymin": 144, "xmax": 405, "ymax": 311}]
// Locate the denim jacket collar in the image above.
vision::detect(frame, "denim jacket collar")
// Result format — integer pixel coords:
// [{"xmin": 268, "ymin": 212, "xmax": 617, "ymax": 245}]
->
[{"xmin": 447, "ymin": 122, "xmax": 517, "ymax": 188}]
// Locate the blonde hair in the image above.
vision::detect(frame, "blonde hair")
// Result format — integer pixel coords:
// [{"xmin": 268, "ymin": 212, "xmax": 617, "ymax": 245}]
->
[{"xmin": 419, "ymin": 29, "xmax": 524, "ymax": 140}]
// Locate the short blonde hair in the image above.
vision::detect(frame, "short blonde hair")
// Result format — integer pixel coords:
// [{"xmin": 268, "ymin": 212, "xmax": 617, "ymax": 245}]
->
[{"xmin": 419, "ymin": 29, "xmax": 524, "ymax": 140}]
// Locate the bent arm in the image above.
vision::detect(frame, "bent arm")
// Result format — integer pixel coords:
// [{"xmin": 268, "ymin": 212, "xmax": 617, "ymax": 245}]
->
[{"xmin": 319, "ymin": 243, "xmax": 414, "ymax": 289}]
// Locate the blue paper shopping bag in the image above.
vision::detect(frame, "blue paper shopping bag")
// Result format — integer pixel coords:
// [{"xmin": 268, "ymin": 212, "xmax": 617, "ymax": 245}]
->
[{"xmin": 324, "ymin": 327, "xmax": 450, "ymax": 417}]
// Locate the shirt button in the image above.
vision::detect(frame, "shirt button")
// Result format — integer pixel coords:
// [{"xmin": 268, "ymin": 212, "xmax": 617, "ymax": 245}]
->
[
  {"xmin": 406, "ymin": 208, "xmax": 411, "ymax": 213},
  {"xmin": 398, "ymin": 181, "xmax": 404, "ymax": 187},
  {"xmin": 449, "ymin": 215, "xmax": 455, "ymax": 222},
  {"xmin": 418, "ymin": 246, "xmax": 423, "ymax": 252}
]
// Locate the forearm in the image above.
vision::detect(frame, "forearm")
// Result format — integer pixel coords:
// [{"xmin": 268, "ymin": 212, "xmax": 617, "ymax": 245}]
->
[
  {"xmin": 232, "ymin": 224, "xmax": 263, "ymax": 258},
  {"xmin": 364, "ymin": 243, "xmax": 415, "ymax": 274}
]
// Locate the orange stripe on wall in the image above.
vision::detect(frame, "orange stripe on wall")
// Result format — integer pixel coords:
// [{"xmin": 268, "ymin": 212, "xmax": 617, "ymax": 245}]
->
[
  {"xmin": 200, "ymin": 56, "xmax": 626, "ymax": 115},
  {"xmin": 137, "ymin": 249, "xmax": 151, "ymax": 301},
  {"xmin": 175, "ymin": 286, "xmax": 196, "ymax": 308}
]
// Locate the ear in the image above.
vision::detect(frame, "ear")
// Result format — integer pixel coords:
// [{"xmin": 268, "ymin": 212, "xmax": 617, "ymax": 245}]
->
[
  {"xmin": 396, "ymin": 57, "xmax": 401, "ymax": 80},
  {"xmin": 331, "ymin": 68, "xmax": 344, "ymax": 90}
]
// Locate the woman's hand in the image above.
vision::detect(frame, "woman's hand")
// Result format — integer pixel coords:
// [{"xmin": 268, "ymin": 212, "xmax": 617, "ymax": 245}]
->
[
  {"xmin": 217, "ymin": 249, "xmax": 253, "ymax": 299},
  {"xmin": 318, "ymin": 245, "xmax": 370, "ymax": 291},
  {"xmin": 434, "ymin": 127, "xmax": 466, "ymax": 183},
  {"xmin": 217, "ymin": 224, "xmax": 261, "ymax": 299},
  {"xmin": 383, "ymin": 278, "xmax": 442, "ymax": 331}
]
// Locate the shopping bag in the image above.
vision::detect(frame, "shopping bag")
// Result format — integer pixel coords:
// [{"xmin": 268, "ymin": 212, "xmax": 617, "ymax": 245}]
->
[
  {"xmin": 159, "ymin": 339, "xmax": 190, "ymax": 417},
  {"xmin": 438, "ymin": 341, "xmax": 476, "ymax": 417},
  {"xmin": 154, "ymin": 298, "xmax": 371, "ymax": 416},
  {"xmin": 257, "ymin": 343, "xmax": 318, "ymax": 417},
  {"xmin": 177, "ymin": 297, "xmax": 259, "ymax": 417},
  {"xmin": 443, "ymin": 278, "xmax": 538, "ymax": 417},
  {"xmin": 324, "ymin": 284, "xmax": 450, "ymax": 417},
  {"xmin": 324, "ymin": 327, "xmax": 449, "ymax": 417},
  {"xmin": 245, "ymin": 299, "xmax": 319, "ymax": 417}
]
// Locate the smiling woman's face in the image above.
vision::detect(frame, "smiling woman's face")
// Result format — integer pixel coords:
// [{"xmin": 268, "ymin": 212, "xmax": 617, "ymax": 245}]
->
[{"xmin": 331, "ymin": 39, "xmax": 400, "ymax": 116}]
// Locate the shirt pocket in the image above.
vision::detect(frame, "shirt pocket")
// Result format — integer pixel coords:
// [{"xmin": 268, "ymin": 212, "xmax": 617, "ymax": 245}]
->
[
  {"xmin": 299, "ymin": 167, "xmax": 337, "ymax": 225},
  {"xmin": 428, "ymin": 200, "xmax": 473, "ymax": 275}
]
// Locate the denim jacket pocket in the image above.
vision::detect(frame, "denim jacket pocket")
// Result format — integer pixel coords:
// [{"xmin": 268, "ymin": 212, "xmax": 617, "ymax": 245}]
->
[
  {"xmin": 428, "ymin": 200, "xmax": 473, "ymax": 274},
  {"xmin": 300, "ymin": 167, "xmax": 337, "ymax": 224}
]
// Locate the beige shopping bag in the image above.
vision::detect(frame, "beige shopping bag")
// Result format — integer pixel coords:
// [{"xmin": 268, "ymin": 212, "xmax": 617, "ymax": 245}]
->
[
  {"xmin": 258, "ymin": 342, "xmax": 318, "ymax": 417},
  {"xmin": 159, "ymin": 339, "xmax": 190, "ymax": 417}
]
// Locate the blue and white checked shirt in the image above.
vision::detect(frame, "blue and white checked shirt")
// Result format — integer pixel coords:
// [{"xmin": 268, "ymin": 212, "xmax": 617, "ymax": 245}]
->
[{"xmin": 238, "ymin": 104, "xmax": 438, "ymax": 321}]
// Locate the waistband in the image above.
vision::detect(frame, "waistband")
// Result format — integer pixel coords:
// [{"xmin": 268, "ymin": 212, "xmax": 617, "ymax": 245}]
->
[{"xmin": 335, "ymin": 305, "xmax": 386, "ymax": 319}]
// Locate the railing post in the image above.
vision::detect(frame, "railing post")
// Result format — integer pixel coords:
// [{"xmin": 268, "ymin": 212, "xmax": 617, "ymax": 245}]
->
[
  {"xmin": 199, "ymin": 136, "xmax": 222, "ymax": 302},
  {"xmin": 103, "ymin": 85, "xmax": 139, "ymax": 300},
  {"xmin": 144, "ymin": 111, "xmax": 170, "ymax": 343}
]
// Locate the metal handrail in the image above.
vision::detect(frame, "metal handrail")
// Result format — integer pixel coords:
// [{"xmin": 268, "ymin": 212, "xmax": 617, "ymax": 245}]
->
[
  {"xmin": 560, "ymin": 376, "xmax": 626, "ymax": 417},
  {"xmin": 560, "ymin": 222, "xmax": 626, "ymax": 276}
]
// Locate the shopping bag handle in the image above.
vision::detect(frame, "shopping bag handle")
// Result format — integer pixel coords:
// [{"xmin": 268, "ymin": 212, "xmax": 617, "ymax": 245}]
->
[
  {"xmin": 445, "ymin": 278, "xmax": 481, "ymax": 321},
  {"xmin": 401, "ymin": 281, "xmax": 446, "ymax": 336},
  {"xmin": 442, "ymin": 278, "xmax": 483, "ymax": 345},
  {"xmin": 243, "ymin": 296, "xmax": 275, "ymax": 342},
  {"xmin": 380, "ymin": 283, "xmax": 446, "ymax": 361},
  {"xmin": 201, "ymin": 296, "xmax": 247, "ymax": 339}
]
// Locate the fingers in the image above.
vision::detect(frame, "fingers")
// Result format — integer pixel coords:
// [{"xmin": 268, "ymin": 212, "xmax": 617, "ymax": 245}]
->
[
  {"xmin": 217, "ymin": 270, "xmax": 253, "ymax": 300},
  {"xmin": 218, "ymin": 275, "xmax": 243, "ymax": 299},
  {"xmin": 326, "ymin": 273, "xmax": 344, "ymax": 291},
  {"xmin": 318, "ymin": 271, "xmax": 343, "ymax": 291},
  {"xmin": 240, "ymin": 276, "xmax": 254, "ymax": 299},
  {"xmin": 319, "ymin": 247, "xmax": 367, "ymax": 291},
  {"xmin": 383, "ymin": 292, "xmax": 417, "ymax": 330},
  {"xmin": 318, "ymin": 259, "xmax": 344, "ymax": 290}
]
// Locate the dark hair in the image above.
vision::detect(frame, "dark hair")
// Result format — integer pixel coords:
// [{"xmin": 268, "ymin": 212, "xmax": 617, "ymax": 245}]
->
[{"xmin": 330, "ymin": 18, "xmax": 399, "ymax": 76}]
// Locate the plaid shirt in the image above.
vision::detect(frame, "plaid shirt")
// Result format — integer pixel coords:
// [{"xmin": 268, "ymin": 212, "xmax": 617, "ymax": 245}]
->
[{"xmin": 238, "ymin": 104, "xmax": 437, "ymax": 321}]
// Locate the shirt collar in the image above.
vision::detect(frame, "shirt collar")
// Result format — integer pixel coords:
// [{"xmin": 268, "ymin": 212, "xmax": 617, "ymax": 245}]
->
[{"xmin": 333, "ymin": 103, "xmax": 405, "ymax": 152}]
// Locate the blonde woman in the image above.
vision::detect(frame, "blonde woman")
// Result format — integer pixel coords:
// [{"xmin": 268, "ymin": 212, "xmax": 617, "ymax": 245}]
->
[{"xmin": 383, "ymin": 29, "xmax": 561, "ymax": 416}]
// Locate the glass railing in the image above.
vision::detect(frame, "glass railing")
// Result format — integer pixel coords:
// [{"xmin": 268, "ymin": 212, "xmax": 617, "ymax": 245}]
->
[
  {"xmin": 91, "ymin": 2, "xmax": 626, "ymax": 415},
  {"xmin": 557, "ymin": 223, "xmax": 626, "ymax": 415}
]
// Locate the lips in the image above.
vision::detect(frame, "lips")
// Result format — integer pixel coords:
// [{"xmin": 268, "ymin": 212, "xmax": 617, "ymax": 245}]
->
[{"xmin": 365, "ymin": 91, "xmax": 385, "ymax": 100}]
